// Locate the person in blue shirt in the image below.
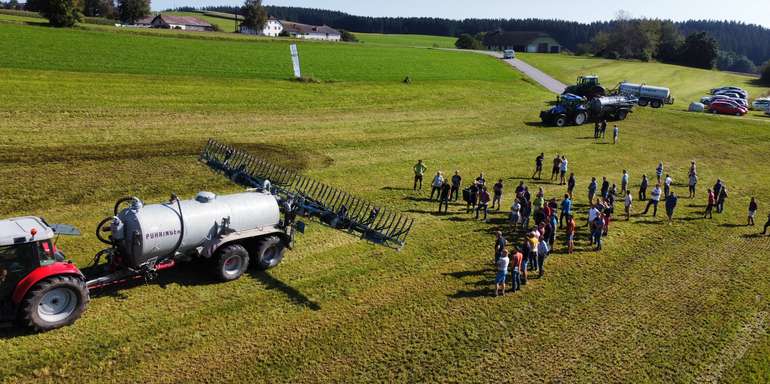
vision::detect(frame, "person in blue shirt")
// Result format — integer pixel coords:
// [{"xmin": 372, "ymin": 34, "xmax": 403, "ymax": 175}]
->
[
  {"xmin": 560, "ymin": 194, "xmax": 572, "ymax": 228},
  {"xmin": 588, "ymin": 177, "xmax": 598, "ymax": 203},
  {"xmin": 656, "ymin": 161, "xmax": 664, "ymax": 184},
  {"xmin": 665, "ymin": 191, "xmax": 678, "ymax": 223}
]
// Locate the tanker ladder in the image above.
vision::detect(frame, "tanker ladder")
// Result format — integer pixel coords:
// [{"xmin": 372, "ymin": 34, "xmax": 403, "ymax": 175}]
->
[{"xmin": 199, "ymin": 139, "xmax": 414, "ymax": 251}]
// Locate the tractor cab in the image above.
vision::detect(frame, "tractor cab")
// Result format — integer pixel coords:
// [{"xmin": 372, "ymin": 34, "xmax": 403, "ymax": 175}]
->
[
  {"xmin": 577, "ymin": 75, "xmax": 600, "ymax": 87},
  {"xmin": 0, "ymin": 217, "xmax": 87, "ymax": 331}
]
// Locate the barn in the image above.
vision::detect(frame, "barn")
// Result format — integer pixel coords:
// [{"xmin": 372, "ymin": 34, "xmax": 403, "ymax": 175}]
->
[
  {"xmin": 483, "ymin": 31, "xmax": 562, "ymax": 53},
  {"xmin": 148, "ymin": 15, "xmax": 214, "ymax": 32}
]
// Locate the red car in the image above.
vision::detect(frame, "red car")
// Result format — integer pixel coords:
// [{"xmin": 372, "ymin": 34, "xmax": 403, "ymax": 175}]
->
[{"xmin": 708, "ymin": 101, "xmax": 748, "ymax": 116}]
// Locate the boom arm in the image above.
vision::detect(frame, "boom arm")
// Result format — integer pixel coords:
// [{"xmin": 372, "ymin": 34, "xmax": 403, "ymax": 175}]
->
[{"xmin": 199, "ymin": 139, "xmax": 414, "ymax": 250}]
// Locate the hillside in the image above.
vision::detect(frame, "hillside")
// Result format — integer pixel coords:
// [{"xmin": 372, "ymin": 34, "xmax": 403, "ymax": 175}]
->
[
  {"xmin": 1, "ymin": 21, "xmax": 770, "ymax": 383},
  {"xmin": 519, "ymin": 53, "xmax": 770, "ymax": 112}
]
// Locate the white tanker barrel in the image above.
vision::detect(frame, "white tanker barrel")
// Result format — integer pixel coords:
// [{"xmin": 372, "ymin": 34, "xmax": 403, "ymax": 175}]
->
[
  {"xmin": 110, "ymin": 191, "xmax": 281, "ymax": 268},
  {"xmin": 618, "ymin": 82, "xmax": 671, "ymax": 101}
]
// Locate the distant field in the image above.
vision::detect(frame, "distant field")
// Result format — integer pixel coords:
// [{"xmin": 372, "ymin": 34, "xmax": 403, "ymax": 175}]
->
[
  {"xmin": 356, "ymin": 32, "xmax": 457, "ymax": 48},
  {"xmin": 1, "ymin": 21, "xmax": 770, "ymax": 383},
  {"xmin": 518, "ymin": 53, "xmax": 770, "ymax": 111},
  {"xmin": 0, "ymin": 23, "xmax": 514, "ymax": 81}
]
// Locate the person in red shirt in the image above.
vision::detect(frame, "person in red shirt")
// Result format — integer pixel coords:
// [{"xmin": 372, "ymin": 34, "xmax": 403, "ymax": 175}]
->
[
  {"xmin": 704, "ymin": 188, "xmax": 716, "ymax": 219},
  {"xmin": 510, "ymin": 248, "xmax": 524, "ymax": 292},
  {"xmin": 566, "ymin": 214, "xmax": 576, "ymax": 254}
]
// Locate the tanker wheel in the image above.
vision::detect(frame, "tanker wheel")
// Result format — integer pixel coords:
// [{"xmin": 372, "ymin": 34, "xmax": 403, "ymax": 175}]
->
[
  {"xmin": 214, "ymin": 244, "xmax": 250, "ymax": 282},
  {"xmin": 638, "ymin": 99, "xmax": 649, "ymax": 107},
  {"xmin": 574, "ymin": 112, "xmax": 587, "ymax": 126},
  {"xmin": 554, "ymin": 115, "xmax": 568, "ymax": 128},
  {"xmin": 617, "ymin": 110, "xmax": 628, "ymax": 121},
  {"xmin": 21, "ymin": 275, "xmax": 89, "ymax": 332},
  {"xmin": 650, "ymin": 100, "xmax": 662, "ymax": 108},
  {"xmin": 253, "ymin": 236, "xmax": 286, "ymax": 270}
]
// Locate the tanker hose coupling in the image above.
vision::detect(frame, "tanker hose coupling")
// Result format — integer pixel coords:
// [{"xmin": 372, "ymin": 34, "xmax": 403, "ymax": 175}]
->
[{"xmin": 113, "ymin": 196, "xmax": 143, "ymax": 215}]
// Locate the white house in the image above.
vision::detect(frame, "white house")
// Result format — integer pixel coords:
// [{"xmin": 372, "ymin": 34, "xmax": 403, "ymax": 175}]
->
[
  {"xmin": 280, "ymin": 21, "xmax": 341, "ymax": 41},
  {"xmin": 239, "ymin": 17, "xmax": 283, "ymax": 37}
]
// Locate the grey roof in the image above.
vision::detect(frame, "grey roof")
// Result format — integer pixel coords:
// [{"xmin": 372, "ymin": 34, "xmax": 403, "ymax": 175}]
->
[
  {"xmin": 280, "ymin": 20, "xmax": 340, "ymax": 35},
  {"xmin": 153, "ymin": 14, "xmax": 213, "ymax": 28},
  {"xmin": 483, "ymin": 31, "xmax": 557, "ymax": 47},
  {"xmin": 0, "ymin": 217, "xmax": 54, "ymax": 246}
]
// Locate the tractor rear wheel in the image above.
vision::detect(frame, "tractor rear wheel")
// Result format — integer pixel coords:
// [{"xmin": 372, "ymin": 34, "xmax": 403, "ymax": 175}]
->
[
  {"xmin": 214, "ymin": 244, "xmax": 250, "ymax": 282},
  {"xmin": 21, "ymin": 275, "xmax": 89, "ymax": 332},
  {"xmin": 555, "ymin": 115, "xmax": 568, "ymax": 128},
  {"xmin": 253, "ymin": 236, "xmax": 286, "ymax": 270},
  {"xmin": 574, "ymin": 112, "xmax": 587, "ymax": 126}
]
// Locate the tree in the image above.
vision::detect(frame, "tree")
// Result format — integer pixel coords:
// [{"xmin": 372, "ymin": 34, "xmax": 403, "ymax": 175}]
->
[
  {"xmin": 241, "ymin": 0, "xmax": 267, "ymax": 31},
  {"xmin": 117, "ymin": 0, "xmax": 149, "ymax": 24},
  {"xmin": 40, "ymin": 0, "xmax": 82, "ymax": 27},
  {"xmin": 656, "ymin": 21, "xmax": 683, "ymax": 63},
  {"xmin": 454, "ymin": 33, "xmax": 482, "ymax": 50},
  {"xmin": 761, "ymin": 61, "xmax": 770, "ymax": 85},
  {"xmin": 678, "ymin": 32, "xmax": 718, "ymax": 69},
  {"xmin": 84, "ymin": 0, "xmax": 114, "ymax": 18},
  {"xmin": 340, "ymin": 30, "xmax": 358, "ymax": 42}
]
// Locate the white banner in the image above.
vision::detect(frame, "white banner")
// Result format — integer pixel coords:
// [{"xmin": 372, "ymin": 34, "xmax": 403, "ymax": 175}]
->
[{"xmin": 289, "ymin": 44, "xmax": 301, "ymax": 78}]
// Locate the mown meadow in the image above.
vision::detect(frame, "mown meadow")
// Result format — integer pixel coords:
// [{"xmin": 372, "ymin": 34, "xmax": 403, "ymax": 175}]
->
[{"xmin": 0, "ymin": 21, "xmax": 769, "ymax": 383}]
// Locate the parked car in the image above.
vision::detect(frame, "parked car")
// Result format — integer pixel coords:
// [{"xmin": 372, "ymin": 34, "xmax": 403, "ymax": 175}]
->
[
  {"xmin": 751, "ymin": 98, "xmax": 770, "ymax": 111},
  {"xmin": 711, "ymin": 86, "xmax": 748, "ymax": 99},
  {"xmin": 703, "ymin": 95, "xmax": 748, "ymax": 108},
  {"xmin": 715, "ymin": 91, "xmax": 746, "ymax": 100},
  {"xmin": 503, "ymin": 49, "xmax": 516, "ymax": 59},
  {"xmin": 708, "ymin": 101, "xmax": 748, "ymax": 116}
]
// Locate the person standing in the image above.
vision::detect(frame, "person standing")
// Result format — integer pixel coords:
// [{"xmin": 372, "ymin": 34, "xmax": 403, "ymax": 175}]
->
[
  {"xmin": 510, "ymin": 248, "xmax": 523, "ymax": 292},
  {"xmin": 748, "ymin": 197, "xmax": 758, "ymax": 226},
  {"xmin": 551, "ymin": 154, "xmax": 562, "ymax": 182},
  {"xmin": 492, "ymin": 179, "xmax": 504, "ymax": 211},
  {"xmin": 476, "ymin": 186, "xmax": 491, "ymax": 222},
  {"xmin": 593, "ymin": 214, "xmax": 605, "ymax": 251},
  {"xmin": 566, "ymin": 214, "xmax": 576, "ymax": 254},
  {"xmin": 689, "ymin": 161, "xmax": 697, "ymax": 178},
  {"xmin": 526, "ymin": 229, "xmax": 540, "ymax": 273},
  {"xmin": 475, "ymin": 172, "xmax": 487, "ymax": 188},
  {"xmin": 430, "ymin": 171, "xmax": 444, "ymax": 201},
  {"xmin": 534, "ymin": 187, "xmax": 546, "ymax": 210},
  {"xmin": 664, "ymin": 174, "xmax": 673, "ymax": 197},
  {"xmin": 588, "ymin": 177, "xmax": 598, "ymax": 203},
  {"xmin": 588, "ymin": 202, "xmax": 600, "ymax": 236},
  {"xmin": 466, "ymin": 182, "xmax": 479, "ymax": 213},
  {"xmin": 688, "ymin": 172, "xmax": 698, "ymax": 199},
  {"xmin": 639, "ymin": 174, "xmax": 649, "ymax": 201},
  {"xmin": 642, "ymin": 184, "xmax": 662, "ymax": 217},
  {"xmin": 594, "ymin": 121, "xmax": 600, "ymax": 139},
  {"xmin": 450, "ymin": 170, "xmax": 462, "ymax": 201},
  {"xmin": 567, "ymin": 173, "xmax": 576, "ymax": 199},
  {"xmin": 761, "ymin": 212, "xmax": 770, "ymax": 235},
  {"xmin": 515, "ymin": 181, "xmax": 526, "ymax": 197},
  {"xmin": 705, "ymin": 188, "xmax": 715, "ymax": 219},
  {"xmin": 624, "ymin": 190, "xmax": 633, "ymax": 221},
  {"xmin": 559, "ymin": 156, "xmax": 568, "ymax": 185},
  {"xmin": 521, "ymin": 196, "xmax": 532, "ymax": 230},
  {"xmin": 600, "ymin": 177, "xmax": 610, "ymax": 200},
  {"xmin": 613, "ymin": 125, "xmax": 619, "ymax": 144},
  {"xmin": 656, "ymin": 162, "xmax": 664, "ymax": 184},
  {"xmin": 438, "ymin": 179, "xmax": 451, "ymax": 213},
  {"xmin": 495, "ymin": 249, "xmax": 510, "ymax": 297},
  {"xmin": 510, "ymin": 198, "xmax": 521, "ymax": 229},
  {"xmin": 560, "ymin": 194, "xmax": 572, "ymax": 228},
  {"xmin": 717, "ymin": 184, "xmax": 728, "ymax": 214},
  {"xmin": 665, "ymin": 192, "xmax": 678, "ymax": 223},
  {"xmin": 621, "ymin": 170, "xmax": 629, "ymax": 194},
  {"xmin": 413, "ymin": 160, "xmax": 427, "ymax": 190},
  {"xmin": 532, "ymin": 153, "xmax": 544, "ymax": 180},
  {"xmin": 548, "ymin": 212, "xmax": 558, "ymax": 248},
  {"xmin": 600, "ymin": 119, "xmax": 608, "ymax": 141},
  {"xmin": 494, "ymin": 231, "xmax": 507, "ymax": 263}
]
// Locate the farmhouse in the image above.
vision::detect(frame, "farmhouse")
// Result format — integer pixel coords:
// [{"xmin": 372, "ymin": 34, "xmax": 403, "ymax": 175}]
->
[
  {"xmin": 146, "ymin": 14, "xmax": 214, "ymax": 32},
  {"xmin": 483, "ymin": 31, "xmax": 562, "ymax": 53},
  {"xmin": 239, "ymin": 17, "xmax": 284, "ymax": 37},
  {"xmin": 280, "ymin": 21, "xmax": 341, "ymax": 41}
]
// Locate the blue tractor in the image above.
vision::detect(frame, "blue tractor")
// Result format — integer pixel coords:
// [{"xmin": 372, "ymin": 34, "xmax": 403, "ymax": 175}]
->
[{"xmin": 540, "ymin": 93, "xmax": 635, "ymax": 127}]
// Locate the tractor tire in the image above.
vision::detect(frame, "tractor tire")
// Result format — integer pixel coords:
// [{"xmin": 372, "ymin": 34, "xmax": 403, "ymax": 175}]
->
[
  {"xmin": 650, "ymin": 100, "xmax": 662, "ymax": 108},
  {"xmin": 617, "ymin": 110, "xmax": 629, "ymax": 121},
  {"xmin": 574, "ymin": 112, "xmax": 587, "ymax": 126},
  {"xmin": 253, "ymin": 236, "xmax": 286, "ymax": 270},
  {"xmin": 638, "ymin": 99, "xmax": 649, "ymax": 107},
  {"xmin": 214, "ymin": 244, "xmax": 250, "ymax": 282},
  {"xmin": 555, "ymin": 115, "xmax": 568, "ymax": 128},
  {"xmin": 21, "ymin": 275, "xmax": 89, "ymax": 332}
]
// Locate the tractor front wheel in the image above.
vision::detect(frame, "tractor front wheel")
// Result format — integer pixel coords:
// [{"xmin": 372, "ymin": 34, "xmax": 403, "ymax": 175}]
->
[
  {"xmin": 253, "ymin": 236, "xmax": 286, "ymax": 270},
  {"xmin": 21, "ymin": 275, "xmax": 89, "ymax": 332},
  {"xmin": 554, "ymin": 115, "xmax": 568, "ymax": 128},
  {"xmin": 214, "ymin": 244, "xmax": 250, "ymax": 282}
]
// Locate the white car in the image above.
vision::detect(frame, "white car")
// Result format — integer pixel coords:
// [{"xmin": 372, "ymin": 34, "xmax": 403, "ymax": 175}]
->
[
  {"xmin": 751, "ymin": 98, "xmax": 770, "ymax": 111},
  {"xmin": 503, "ymin": 49, "xmax": 516, "ymax": 59}
]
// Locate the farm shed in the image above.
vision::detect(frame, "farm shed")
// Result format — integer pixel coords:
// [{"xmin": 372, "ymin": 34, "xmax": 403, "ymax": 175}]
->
[{"xmin": 483, "ymin": 31, "xmax": 562, "ymax": 53}]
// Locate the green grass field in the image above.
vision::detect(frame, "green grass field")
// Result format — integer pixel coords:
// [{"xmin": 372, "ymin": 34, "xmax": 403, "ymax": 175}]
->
[
  {"xmin": 356, "ymin": 32, "xmax": 457, "ymax": 48},
  {"xmin": 518, "ymin": 53, "xmax": 770, "ymax": 114},
  {"xmin": 1, "ymin": 22, "xmax": 770, "ymax": 383}
]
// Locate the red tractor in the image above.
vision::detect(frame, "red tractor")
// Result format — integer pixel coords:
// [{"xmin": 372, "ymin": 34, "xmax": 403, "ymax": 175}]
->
[{"xmin": 0, "ymin": 217, "xmax": 89, "ymax": 331}]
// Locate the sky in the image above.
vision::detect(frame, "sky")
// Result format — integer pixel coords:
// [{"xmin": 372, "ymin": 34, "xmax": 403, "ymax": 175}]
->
[{"xmin": 153, "ymin": 0, "xmax": 770, "ymax": 28}]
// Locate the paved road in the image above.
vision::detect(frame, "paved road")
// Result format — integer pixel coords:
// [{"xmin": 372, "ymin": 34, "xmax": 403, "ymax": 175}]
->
[{"xmin": 469, "ymin": 50, "xmax": 567, "ymax": 94}]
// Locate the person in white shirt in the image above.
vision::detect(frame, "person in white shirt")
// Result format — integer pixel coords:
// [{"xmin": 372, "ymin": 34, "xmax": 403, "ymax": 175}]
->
[
  {"xmin": 643, "ymin": 184, "xmax": 662, "ymax": 217},
  {"xmin": 510, "ymin": 199, "xmax": 521, "ymax": 228},
  {"xmin": 495, "ymin": 249, "xmax": 510, "ymax": 296},
  {"xmin": 664, "ymin": 174, "xmax": 673, "ymax": 197},
  {"xmin": 688, "ymin": 173, "xmax": 698, "ymax": 198},
  {"xmin": 430, "ymin": 172, "xmax": 444, "ymax": 201},
  {"xmin": 621, "ymin": 170, "xmax": 629, "ymax": 193},
  {"xmin": 559, "ymin": 156, "xmax": 569, "ymax": 185},
  {"xmin": 624, "ymin": 190, "xmax": 633, "ymax": 220}
]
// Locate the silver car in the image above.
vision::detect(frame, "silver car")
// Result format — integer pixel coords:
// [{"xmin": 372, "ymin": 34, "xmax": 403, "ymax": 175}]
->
[{"xmin": 752, "ymin": 98, "xmax": 770, "ymax": 111}]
